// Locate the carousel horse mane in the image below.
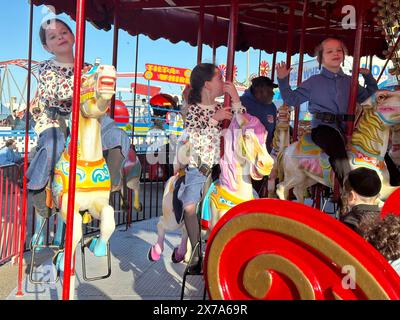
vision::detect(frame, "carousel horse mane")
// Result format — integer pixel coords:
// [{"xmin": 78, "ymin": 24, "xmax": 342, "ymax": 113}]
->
[
  {"xmin": 352, "ymin": 104, "xmax": 385, "ymax": 156},
  {"xmin": 220, "ymin": 113, "xmax": 267, "ymax": 192}
]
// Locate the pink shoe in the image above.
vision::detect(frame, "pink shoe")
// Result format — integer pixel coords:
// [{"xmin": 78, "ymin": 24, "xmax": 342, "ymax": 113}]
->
[{"xmin": 148, "ymin": 244, "xmax": 162, "ymax": 261}]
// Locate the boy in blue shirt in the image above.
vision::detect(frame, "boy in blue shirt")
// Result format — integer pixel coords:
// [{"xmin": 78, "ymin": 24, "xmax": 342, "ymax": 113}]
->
[
  {"xmin": 0, "ymin": 139, "xmax": 22, "ymax": 166},
  {"xmin": 276, "ymin": 38, "xmax": 378, "ymax": 185}
]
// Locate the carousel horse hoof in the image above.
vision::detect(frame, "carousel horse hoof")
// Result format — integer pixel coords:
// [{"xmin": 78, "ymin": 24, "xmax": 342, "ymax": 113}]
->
[
  {"xmin": 52, "ymin": 250, "xmax": 64, "ymax": 273},
  {"xmin": 135, "ymin": 202, "xmax": 143, "ymax": 213},
  {"xmin": 171, "ymin": 247, "xmax": 185, "ymax": 263},
  {"xmin": 186, "ymin": 256, "xmax": 203, "ymax": 275},
  {"xmin": 148, "ymin": 245, "xmax": 161, "ymax": 262},
  {"xmin": 88, "ymin": 237, "xmax": 108, "ymax": 257}
]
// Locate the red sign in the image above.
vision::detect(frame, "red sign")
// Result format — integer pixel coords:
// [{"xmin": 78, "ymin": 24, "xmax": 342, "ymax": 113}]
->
[
  {"xmin": 143, "ymin": 63, "xmax": 191, "ymax": 85},
  {"xmin": 130, "ymin": 83, "xmax": 161, "ymax": 96}
]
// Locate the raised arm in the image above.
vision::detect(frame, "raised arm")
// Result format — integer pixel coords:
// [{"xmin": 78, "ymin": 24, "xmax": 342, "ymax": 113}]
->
[
  {"xmin": 357, "ymin": 68, "xmax": 379, "ymax": 103},
  {"xmin": 276, "ymin": 62, "xmax": 311, "ymax": 106}
]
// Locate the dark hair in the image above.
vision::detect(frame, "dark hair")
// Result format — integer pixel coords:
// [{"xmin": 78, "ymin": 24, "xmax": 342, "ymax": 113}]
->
[
  {"xmin": 314, "ymin": 37, "xmax": 348, "ymax": 70},
  {"xmin": 188, "ymin": 63, "xmax": 218, "ymax": 105},
  {"xmin": 39, "ymin": 18, "xmax": 73, "ymax": 46},
  {"xmin": 5, "ymin": 139, "xmax": 15, "ymax": 147},
  {"xmin": 250, "ymin": 76, "xmax": 276, "ymax": 95},
  {"xmin": 357, "ymin": 214, "xmax": 400, "ymax": 261},
  {"xmin": 343, "ymin": 167, "xmax": 381, "ymax": 198}
]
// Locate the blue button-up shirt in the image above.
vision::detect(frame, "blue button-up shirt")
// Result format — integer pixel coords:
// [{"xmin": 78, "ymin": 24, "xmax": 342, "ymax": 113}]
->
[{"xmin": 277, "ymin": 67, "xmax": 378, "ymax": 131}]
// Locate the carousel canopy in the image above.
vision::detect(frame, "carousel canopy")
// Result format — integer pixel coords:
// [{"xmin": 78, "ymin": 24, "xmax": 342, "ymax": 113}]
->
[{"xmin": 31, "ymin": 0, "xmax": 388, "ymax": 58}]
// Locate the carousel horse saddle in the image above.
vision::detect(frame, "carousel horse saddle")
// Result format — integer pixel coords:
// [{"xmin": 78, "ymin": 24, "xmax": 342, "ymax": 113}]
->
[
  {"xmin": 172, "ymin": 166, "xmax": 217, "ymax": 225},
  {"xmin": 293, "ymin": 133, "xmax": 322, "ymax": 158}
]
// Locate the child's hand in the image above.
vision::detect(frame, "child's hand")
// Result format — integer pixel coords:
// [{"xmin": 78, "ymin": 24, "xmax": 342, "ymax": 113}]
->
[
  {"xmin": 223, "ymin": 81, "xmax": 240, "ymax": 103},
  {"xmin": 212, "ymin": 107, "xmax": 233, "ymax": 122},
  {"xmin": 359, "ymin": 68, "xmax": 370, "ymax": 75},
  {"xmin": 276, "ymin": 62, "xmax": 292, "ymax": 79}
]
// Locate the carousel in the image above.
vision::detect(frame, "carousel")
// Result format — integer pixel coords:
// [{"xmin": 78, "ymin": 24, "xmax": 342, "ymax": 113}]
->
[{"xmin": 2, "ymin": 0, "xmax": 400, "ymax": 300}]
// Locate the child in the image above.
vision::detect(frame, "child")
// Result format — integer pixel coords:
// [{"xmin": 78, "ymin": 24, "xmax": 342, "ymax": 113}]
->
[
  {"xmin": 357, "ymin": 213, "xmax": 400, "ymax": 276},
  {"xmin": 340, "ymin": 167, "xmax": 382, "ymax": 231},
  {"xmin": 178, "ymin": 63, "xmax": 245, "ymax": 274},
  {"xmin": 276, "ymin": 38, "xmax": 378, "ymax": 186},
  {"xmin": 0, "ymin": 139, "xmax": 22, "ymax": 166},
  {"xmin": 27, "ymin": 18, "xmax": 130, "ymax": 217}
]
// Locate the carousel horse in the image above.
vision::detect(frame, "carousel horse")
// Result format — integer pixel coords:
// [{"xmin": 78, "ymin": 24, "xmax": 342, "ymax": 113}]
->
[
  {"xmin": 276, "ymin": 89, "xmax": 400, "ymax": 203},
  {"xmin": 49, "ymin": 64, "xmax": 117, "ymax": 279},
  {"xmin": 48, "ymin": 64, "xmax": 141, "ymax": 280},
  {"xmin": 148, "ymin": 112, "xmax": 274, "ymax": 263},
  {"xmin": 267, "ymin": 103, "xmax": 292, "ymax": 198},
  {"xmin": 31, "ymin": 65, "xmax": 142, "ymax": 252}
]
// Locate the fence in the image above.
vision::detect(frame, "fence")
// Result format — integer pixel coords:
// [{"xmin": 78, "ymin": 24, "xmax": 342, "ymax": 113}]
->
[
  {"xmin": 0, "ymin": 150, "xmax": 172, "ymax": 266},
  {"xmin": 0, "ymin": 164, "xmax": 22, "ymax": 265}
]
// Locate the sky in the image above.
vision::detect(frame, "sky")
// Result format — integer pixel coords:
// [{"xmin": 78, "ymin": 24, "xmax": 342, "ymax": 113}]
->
[{"xmin": 0, "ymin": 0, "xmax": 299, "ymax": 109}]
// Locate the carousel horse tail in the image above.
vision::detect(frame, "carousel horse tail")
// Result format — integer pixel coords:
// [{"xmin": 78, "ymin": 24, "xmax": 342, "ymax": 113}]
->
[
  {"xmin": 123, "ymin": 146, "xmax": 142, "ymax": 190},
  {"xmin": 277, "ymin": 149, "xmax": 286, "ymax": 183}
]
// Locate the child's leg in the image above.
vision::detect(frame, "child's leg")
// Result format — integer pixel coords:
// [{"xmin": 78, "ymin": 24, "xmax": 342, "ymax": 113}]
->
[
  {"xmin": 311, "ymin": 125, "xmax": 350, "ymax": 185},
  {"xmin": 105, "ymin": 147, "xmax": 124, "ymax": 191},
  {"xmin": 183, "ymin": 203, "xmax": 200, "ymax": 254}
]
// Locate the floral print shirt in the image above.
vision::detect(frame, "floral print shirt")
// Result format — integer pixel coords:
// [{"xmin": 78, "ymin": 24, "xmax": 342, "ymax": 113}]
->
[
  {"xmin": 33, "ymin": 59, "xmax": 74, "ymax": 134},
  {"xmin": 185, "ymin": 101, "xmax": 245, "ymax": 168}
]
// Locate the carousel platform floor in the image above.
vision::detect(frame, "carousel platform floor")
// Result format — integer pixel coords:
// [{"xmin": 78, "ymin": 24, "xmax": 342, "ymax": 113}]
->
[{"xmin": 6, "ymin": 218, "xmax": 205, "ymax": 300}]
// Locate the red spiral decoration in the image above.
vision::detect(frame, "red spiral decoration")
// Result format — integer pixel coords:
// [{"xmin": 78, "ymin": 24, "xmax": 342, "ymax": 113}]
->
[{"xmin": 204, "ymin": 199, "xmax": 400, "ymax": 300}]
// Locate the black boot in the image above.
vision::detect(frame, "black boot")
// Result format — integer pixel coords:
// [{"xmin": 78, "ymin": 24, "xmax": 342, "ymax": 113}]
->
[
  {"xmin": 183, "ymin": 210, "xmax": 202, "ymax": 275},
  {"xmin": 32, "ymin": 188, "xmax": 52, "ymax": 218},
  {"xmin": 186, "ymin": 244, "xmax": 202, "ymax": 275}
]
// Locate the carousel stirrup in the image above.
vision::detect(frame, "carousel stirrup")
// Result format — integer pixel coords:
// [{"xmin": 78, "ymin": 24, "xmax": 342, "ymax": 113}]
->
[
  {"xmin": 29, "ymin": 213, "xmax": 64, "ymax": 285},
  {"xmin": 180, "ymin": 241, "xmax": 207, "ymax": 301},
  {"xmin": 80, "ymin": 221, "xmax": 112, "ymax": 282}
]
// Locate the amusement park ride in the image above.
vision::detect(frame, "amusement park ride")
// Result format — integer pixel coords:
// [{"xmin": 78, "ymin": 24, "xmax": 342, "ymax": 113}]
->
[{"xmin": 2, "ymin": 0, "xmax": 400, "ymax": 300}]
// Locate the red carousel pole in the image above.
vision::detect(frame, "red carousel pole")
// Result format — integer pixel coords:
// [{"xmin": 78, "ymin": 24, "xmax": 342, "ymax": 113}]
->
[
  {"xmin": 292, "ymin": 0, "xmax": 308, "ymax": 142},
  {"xmin": 110, "ymin": 0, "xmax": 119, "ymax": 119},
  {"xmin": 222, "ymin": 0, "xmax": 238, "ymax": 125},
  {"xmin": 270, "ymin": 10, "xmax": 279, "ymax": 82},
  {"xmin": 285, "ymin": 0, "xmax": 295, "ymax": 68},
  {"xmin": 221, "ymin": 0, "xmax": 238, "ymax": 159},
  {"xmin": 62, "ymin": 0, "xmax": 86, "ymax": 300},
  {"xmin": 346, "ymin": 2, "xmax": 365, "ymax": 138},
  {"xmin": 212, "ymin": 15, "xmax": 217, "ymax": 65},
  {"xmin": 197, "ymin": 0, "xmax": 205, "ymax": 65},
  {"xmin": 16, "ymin": 1, "xmax": 33, "ymax": 296}
]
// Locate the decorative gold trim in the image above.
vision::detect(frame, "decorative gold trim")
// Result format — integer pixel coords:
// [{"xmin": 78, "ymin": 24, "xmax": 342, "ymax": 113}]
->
[
  {"xmin": 207, "ymin": 213, "xmax": 389, "ymax": 300},
  {"xmin": 243, "ymin": 254, "xmax": 315, "ymax": 300}
]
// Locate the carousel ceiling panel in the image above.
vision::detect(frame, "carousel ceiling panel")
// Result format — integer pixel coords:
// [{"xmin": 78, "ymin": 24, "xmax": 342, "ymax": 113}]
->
[{"xmin": 32, "ymin": 0, "xmax": 389, "ymax": 58}]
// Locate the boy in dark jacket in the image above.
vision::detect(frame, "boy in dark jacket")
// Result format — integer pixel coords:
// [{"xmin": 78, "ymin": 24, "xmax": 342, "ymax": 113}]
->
[{"xmin": 340, "ymin": 167, "xmax": 381, "ymax": 231}]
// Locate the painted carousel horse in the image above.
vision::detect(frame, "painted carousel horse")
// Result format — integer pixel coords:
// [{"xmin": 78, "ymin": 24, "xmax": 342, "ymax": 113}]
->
[
  {"xmin": 267, "ymin": 103, "xmax": 292, "ymax": 198},
  {"xmin": 148, "ymin": 112, "xmax": 274, "ymax": 263},
  {"xmin": 46, "ymin": 64, "xmax": 118, "ymax": 278},
  {"xmin": 31, "ymin": 67, "xmax": 142, "ymax": 251},
  {"xmin": 276, "ymin": 89, "xmax": 400, "ymax": 203}
]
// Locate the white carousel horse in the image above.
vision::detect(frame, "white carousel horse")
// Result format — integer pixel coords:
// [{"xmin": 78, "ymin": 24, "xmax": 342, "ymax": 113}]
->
[
  {"xmin": 276, "ymin": 89, "xmax": 400, "ymax": 203},
  {"xmin": 267, "ymin": 103, "xmax": 292, "ymax": 198},
  {"xmin": 31, "ymin": 65, "xmax": 142, "ymax": 252},
  {"xmin": 50, "ymin": 64, "xmax": 117, "ymax": 281},
  {"xmin": 148, "ymin": 112, "xmax": 274, "ymax": 263}
]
